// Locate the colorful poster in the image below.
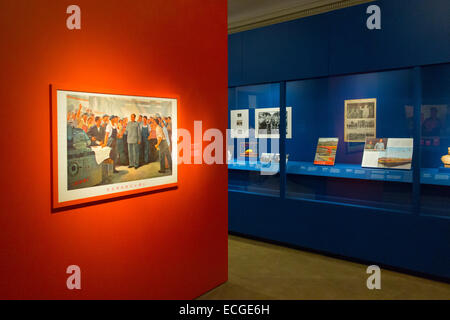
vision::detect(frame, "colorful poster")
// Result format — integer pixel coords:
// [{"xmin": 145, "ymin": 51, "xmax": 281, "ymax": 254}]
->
[
  {"xmin": 314, "ymin": 138, "xmax": 339, "ymax": 166},
  {"xmin": 53, "ymin": 88, "xmax": 177, "ymax": 208},
  {"xmin": 239, "ymin": 141, "xmax": 258, "ymax": 158},
  {"xmin": 362, "ymin": 138, "xmax": 413, "ymax": 170}
]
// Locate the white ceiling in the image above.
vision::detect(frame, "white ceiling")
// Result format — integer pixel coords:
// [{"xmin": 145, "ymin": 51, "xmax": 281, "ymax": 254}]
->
[{"xmin": 228, "ymin": 0, "xmax": 374, "ymax": 33}]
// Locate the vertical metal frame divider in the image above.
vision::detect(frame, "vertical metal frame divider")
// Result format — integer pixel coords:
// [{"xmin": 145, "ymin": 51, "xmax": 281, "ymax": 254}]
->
[
  {"xmin": 280, "ymin": 81, "xmax": 287, "ymax": 199},
  {"xmin": 412, "ymin": 66, "xmax": 423, "ymax": 215},
  {"xmin": 229, "ymin": 87, "xmax": 235, "ymax": 161}
]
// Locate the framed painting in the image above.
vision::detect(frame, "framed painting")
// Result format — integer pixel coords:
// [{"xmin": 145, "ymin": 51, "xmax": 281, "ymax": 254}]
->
[{"xmin": 51, "ymin": 85, "xmax": 177, "ymax": 209}]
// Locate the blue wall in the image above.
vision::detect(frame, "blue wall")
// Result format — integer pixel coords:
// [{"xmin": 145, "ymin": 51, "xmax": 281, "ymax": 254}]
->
[{"xmin": 229, "ymin": 0, "xmax": 450, "ymax": 87}]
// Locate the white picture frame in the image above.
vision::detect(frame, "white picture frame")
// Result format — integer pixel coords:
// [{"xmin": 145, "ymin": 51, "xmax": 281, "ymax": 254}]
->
[
  {"xmin": 55, "ymin": 89, "xmax": 177, "ymax": 207},
  {"xmin": 230, "ymin": 109, "xmax": 249, "ymax": 138}
]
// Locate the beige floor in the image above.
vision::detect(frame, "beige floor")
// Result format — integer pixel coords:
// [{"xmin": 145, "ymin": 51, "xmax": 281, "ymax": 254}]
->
[{"xmin": 198, "ymin": 235, "xmax": 450, "ymax": 300}]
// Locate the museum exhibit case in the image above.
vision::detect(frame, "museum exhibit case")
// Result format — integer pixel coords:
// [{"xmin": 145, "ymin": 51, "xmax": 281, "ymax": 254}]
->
[
  {"xmin": 228, "ymin": 0, "xmax": 450, "ymax": 280},
  {"xmin": 419, "ymin": 63, "xmax": 450, "ymax": 218},
  {"xmin": 228, "ymin": 84, "xmax": 281, "ymax": 196},
  {"xmin": 285, "ymin": 69, "xmax": 415, "ymax": 212}
]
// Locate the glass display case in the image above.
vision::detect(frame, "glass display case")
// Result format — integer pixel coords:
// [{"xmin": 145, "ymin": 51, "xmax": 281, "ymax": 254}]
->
[
  {"xmin": 226, "ymin": 0, "xmax": 450, "ymax": 281},
  {"xmin": 419, "ymin": 63, "xmax": 450, "ymax": 217},
  {"xmin": 228, "ymin": 84, "xmax": 281, "ymax": 196},
  {"xmin": 228, "ymin": 63, "xmax": 450, "ymax": 216},
  {"xmin": 285, "ymin": 68, "xmax": 415, "ymax": 212}
]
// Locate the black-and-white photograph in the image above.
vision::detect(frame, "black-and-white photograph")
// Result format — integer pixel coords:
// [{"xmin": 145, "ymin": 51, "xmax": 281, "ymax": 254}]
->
[
  {"xmin": 344, "ymin": 98, "xmax": 376, "ymax": 142},
  {"xmin": 255, "ymin": 107, "xmax": 292, "ymax": 138},
  {"xmin": 346, "ymin": 102, "xmax": 375, "ymax": 119},
  {"xmin": 257, "ymin": 111, "xmax": 280, "ymax": 134}
]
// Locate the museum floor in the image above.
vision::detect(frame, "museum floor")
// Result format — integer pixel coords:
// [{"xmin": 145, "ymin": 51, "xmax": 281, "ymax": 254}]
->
[{"xmin": 198, "ymin": 235, "xmax": 450, "ymax": 300}]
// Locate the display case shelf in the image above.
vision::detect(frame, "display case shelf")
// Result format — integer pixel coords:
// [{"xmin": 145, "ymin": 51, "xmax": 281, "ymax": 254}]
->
[
  {"xmin": 228, "ymin": 161, "xmax": 279, "ymax": 174},
  {"xmin": 287, "ymin": 161, "xmax": 413, "ymax": 183},
  {"xmin": 229, "ymin": 161, "xmax": 413, "ymax": 183},
  {"xmin": 421, "ymin": 168, "xmax": 450, "ymax": 186}
]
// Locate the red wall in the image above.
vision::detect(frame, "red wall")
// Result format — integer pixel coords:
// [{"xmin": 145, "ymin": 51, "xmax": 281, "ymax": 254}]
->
[{"xmin": 0, "ymin": 0, "xmax": 228, "ymax": 299}]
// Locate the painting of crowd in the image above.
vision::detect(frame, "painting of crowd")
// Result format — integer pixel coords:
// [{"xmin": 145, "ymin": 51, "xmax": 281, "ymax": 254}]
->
[
  {"xmin": 67, "ymin": 101, "xmax": 173, "ymax": 175},
  {"xmin": 257, "ymin": 111, "xmax": 280, "ymax": 135}
]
